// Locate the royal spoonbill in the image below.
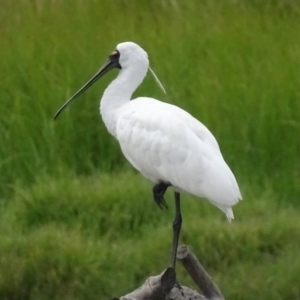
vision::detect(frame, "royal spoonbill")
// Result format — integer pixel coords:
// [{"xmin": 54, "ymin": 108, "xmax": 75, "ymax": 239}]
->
[{"xmin": 54, "ymin": 42, "xmax": 242, "ymax": 271}]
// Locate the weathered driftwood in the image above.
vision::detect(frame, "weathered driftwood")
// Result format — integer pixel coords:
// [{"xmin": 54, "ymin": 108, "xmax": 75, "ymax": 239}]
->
[{"xmin": 109, "ymin": 244, "xmax": 225, "ymax": 300}]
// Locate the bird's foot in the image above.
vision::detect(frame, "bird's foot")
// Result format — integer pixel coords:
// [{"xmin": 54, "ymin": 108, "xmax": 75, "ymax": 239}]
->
[
  {"xmin": 154, "ymin": 194, "xmax": 168, "ymax": 209},
  {"xmin": 152, "ymin": 182, "xmax": 170, "ymax": 209},
  {"xmin": 175, "ymin": 280, "xmax": 184, "ymax": 295}
]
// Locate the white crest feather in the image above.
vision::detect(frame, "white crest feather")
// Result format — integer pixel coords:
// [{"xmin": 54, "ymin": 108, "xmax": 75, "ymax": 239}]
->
[{"xmin": 149, "ymin": 66, "xmax": 166, "ymax": 94}]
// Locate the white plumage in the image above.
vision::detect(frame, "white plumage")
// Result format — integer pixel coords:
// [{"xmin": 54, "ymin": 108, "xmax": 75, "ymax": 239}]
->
[
  {"xmin": 99, "ymin": 42, "xmax": 242, "ymax": 221},
  {"xmin": 55, "ymin": 41, "xmax": 242, "ymax": 271}
]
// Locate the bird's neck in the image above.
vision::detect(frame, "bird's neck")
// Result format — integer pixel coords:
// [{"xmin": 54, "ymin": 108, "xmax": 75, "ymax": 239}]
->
[{"xmin": 100, "ymin": 64, "xmax": 147, "ymax": 137}]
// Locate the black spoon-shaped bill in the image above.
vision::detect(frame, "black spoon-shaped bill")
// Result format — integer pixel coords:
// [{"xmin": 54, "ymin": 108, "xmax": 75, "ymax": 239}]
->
[{"xmin": 54, "ymin": 58, "xmax": 120, "ymax": 120}]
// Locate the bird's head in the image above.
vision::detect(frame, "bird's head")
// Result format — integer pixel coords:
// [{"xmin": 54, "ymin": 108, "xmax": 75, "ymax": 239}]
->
[
  {"xmin": 116, "ymin": 42, "xmax": 149, "ymax": 70},
  {"xmin": 54, "ymin": 41, "xmax": 165, "ymax": 119}
]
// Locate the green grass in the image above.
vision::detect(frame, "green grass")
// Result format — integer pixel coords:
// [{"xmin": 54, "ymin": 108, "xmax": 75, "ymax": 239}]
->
[
  {"xmin": 0, "ymin": 172, "xmax": 299, "ymax": 299},
  {"xmin": 1, "ymin": 0, "xmax": 300, "ymax": 299},
  {"xmin": 1, "ymin": 0, "xmax": 300, "ymax": 199}
]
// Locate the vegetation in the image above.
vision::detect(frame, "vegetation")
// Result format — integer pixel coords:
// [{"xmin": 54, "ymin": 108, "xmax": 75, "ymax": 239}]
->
[{"xmin": 0, "ymin": 0, "xmax": 299, "ymax": 299}]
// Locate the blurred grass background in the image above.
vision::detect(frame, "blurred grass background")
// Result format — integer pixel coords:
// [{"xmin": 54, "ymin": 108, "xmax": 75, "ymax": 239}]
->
[{"xmin": 0, "ymin": 0, "xmax": 300, "ymax": 299}]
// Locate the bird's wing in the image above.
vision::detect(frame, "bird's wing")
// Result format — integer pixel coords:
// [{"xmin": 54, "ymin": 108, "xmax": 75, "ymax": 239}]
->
[
  {"xmin": 116, "ymin": 98, "xmax": 241, "ymax": 212},
  {"xmin": 160, "ymin": 101, "xmax": 222, "ymax": 156}
]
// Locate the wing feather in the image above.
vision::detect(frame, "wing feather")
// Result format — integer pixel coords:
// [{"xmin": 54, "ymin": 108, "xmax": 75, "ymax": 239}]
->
[{"xmin": 116, "ymin": 97, "xmax": 242, "ymax": 213}]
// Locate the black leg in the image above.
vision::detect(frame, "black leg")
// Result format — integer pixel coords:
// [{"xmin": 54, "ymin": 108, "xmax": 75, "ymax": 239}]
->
[
  {"xmin": 152, "ymin": 182, "xmax": 170, "ymax": 209},
  {"xmin": 171, "ymin": 192, "xmax": 182, "ymax": 270}
]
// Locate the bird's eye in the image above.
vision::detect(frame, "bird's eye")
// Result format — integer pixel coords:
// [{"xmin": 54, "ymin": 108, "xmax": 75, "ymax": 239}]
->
[{"xmin": 109, "ymin": 50, "xmax": 120, "ymax": 60}]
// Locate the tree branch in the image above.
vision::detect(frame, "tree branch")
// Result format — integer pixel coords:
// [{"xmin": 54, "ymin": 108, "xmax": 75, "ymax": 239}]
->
[
  {"xmin": 120, "ymin": 267, "xmax": 175, "ymax": 300},
  {"xmin": 177, "ymin": 244, "xmax": 224, "ymax": 300},
  {"xmin": 109, "ymin": 244, "xmax": 224, "ymax": 300}
]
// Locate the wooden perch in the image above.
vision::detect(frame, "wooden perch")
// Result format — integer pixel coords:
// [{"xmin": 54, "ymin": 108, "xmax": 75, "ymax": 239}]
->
[
  {"xmin": 109, "ymin": 244, "xmax": 225, "ymax": 300},
  {"xmin": 177, "ymin": 244, "xmax": 224, "ymax": 300}
]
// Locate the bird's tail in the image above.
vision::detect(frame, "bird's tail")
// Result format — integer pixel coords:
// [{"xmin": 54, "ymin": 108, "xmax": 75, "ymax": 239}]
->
[
  {"xmin": 224, "ymin": 207, "xmax": 234, "ymax": 222},
  {"xmin": 214, "ymin": 203, "xmax": 235, "ymax": 222}
]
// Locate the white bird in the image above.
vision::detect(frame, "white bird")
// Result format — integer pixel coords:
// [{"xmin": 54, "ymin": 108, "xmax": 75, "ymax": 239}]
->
[{"xmin": 54, "ymin": 41, "xmax": 242, "ymax": 271}]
